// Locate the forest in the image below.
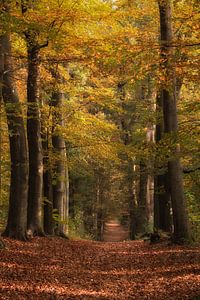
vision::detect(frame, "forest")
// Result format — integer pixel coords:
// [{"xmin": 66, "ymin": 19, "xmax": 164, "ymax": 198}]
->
[{"xmin": 0, "ymin": 0, "xmax": 200, "ymax": 299}]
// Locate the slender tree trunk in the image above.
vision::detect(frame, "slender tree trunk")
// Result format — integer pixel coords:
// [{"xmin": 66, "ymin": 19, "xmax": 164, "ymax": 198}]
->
[
  {"xmin": 145, "ymin": 126, "xmax": 154, "ymax": 230},
  {"xmin": 154, "ymin": 173, "xmax": 171, "ymax": 231},
  {"xmin": 0, "ymin": 33, "xmax": 28, "ymax": 240},
  {"xmin": 52, "ymin": 87, "xmax": 69, "ymax": 238},
  {"xmin": 0, "ymin": 32, "xmax": 3, "ymax": 211},
  {"xmin": 69, "ymin": 176, "xmax": 78, "ymax": 220},
  {"xmin": 0, "ymin": 74, "xmax": 4, "ymax": 246},
  {"xmin": 158, "ymin": 0, "xmax": 189, "ymax": 242},
  {"xmin": 127, "ymin": 159, "xmax": 137, "ymax": 240},
  {"xmin": 118, "ymin": 82, "xmax": 138, "ymax": 239},
  {"xmin": 146, "ymin": 175, "xmax": 154, "ymax": 226},
  {"xmin": 42, "ymin": 126, "xmax": 54, "ymax": 235},
  {"xmin": 26, "ymin": 43, "xmax": 44, "ymax": 236},
  {"xmin": 136, "ymin": 162, "xmax": 148, "ymax": 234},
  {"xmin": 154, "ymin": 94, "xmax": 171, "ymax": 232},
  {"xmin": 64, "ymin": 163, "xmax": 69, "ymax": 235},
  {"xmin": 96, "ymin": 174, "xmax": 104, "ymax": 241}
]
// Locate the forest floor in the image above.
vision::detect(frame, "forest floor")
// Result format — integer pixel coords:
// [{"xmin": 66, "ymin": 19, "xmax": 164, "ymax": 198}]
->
[{"xmin": 0, "ymin": 222, "xmax": 200, "ymax": 300}]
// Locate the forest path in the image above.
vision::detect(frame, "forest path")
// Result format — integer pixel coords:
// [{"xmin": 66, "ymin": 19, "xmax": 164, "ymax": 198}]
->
[
  {"xmin": 103, "ymin": 219, "xmax": 129, "ymax": 242},
  {"xmin": 0, "ymin": 237, "xmax": 200, "ymax": 299}
]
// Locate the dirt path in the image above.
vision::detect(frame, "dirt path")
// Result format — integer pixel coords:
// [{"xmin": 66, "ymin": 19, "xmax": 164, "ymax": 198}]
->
[
  {"xmin": 0, "ymin": 237, "xmax": 200, "ymax": 299},
  {"xmin": 103, "ymin": 219, "xmax": 129, "ymax": 242}
]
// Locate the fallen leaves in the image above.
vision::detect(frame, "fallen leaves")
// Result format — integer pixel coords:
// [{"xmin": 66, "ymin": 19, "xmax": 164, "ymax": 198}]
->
[{"xmin": 0, "ymin": 237, "xmax": 200, "ymax": 299}]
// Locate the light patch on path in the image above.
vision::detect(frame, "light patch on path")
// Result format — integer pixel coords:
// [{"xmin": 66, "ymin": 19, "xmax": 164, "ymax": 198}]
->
[{"xmin": 103, "ymin": 219, "xmax": 129, "ymax": 242}]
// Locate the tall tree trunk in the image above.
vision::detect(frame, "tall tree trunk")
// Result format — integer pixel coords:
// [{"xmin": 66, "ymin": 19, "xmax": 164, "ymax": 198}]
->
[
  {"xmin": 146, "ymin": 126, "xmax": 154, "ymax": 227},
  {"xmin": 158, "ymin": 0, "xmax": 189, "ymax": 242},
  {"xmin": 42, "ymin": 126, "xmax": 54, "ymax": 235},
  {"xmin": 146, "ymin": 175, "xmax": 154, "ymax": 226},
  {"xmin": 0, "ymin": 32, "xmax": 3, "ymax": 211},
  {"xmin": 52, "ymin": 86, "xmax": 69, "ymax": 238},
  {"xmin": 154, "ymin": 94, "xmax": 171, "ymax": 232},
  {"xmin": 118, "ymin": 82, "xmax": 138, "ymax": 239},
  {"xmin": 26, "ymin": 42, "xmax": 43, "ymax": 236},
  {"xmin": 69, "ymin": 176, "xmax": 78, "ymax": 220},
  {"xmin": 0, "ymin": 33, "xmax": 28, "ymax": 240},
  {"xmin": 136, "ymin": 162, "xmax": 148, "ymax": 234},
  {"xmin": 127, "ymin": 159, "xmax": 137, "ymax": 240},
  {"xmin": 154, "ymin": 172, "xmax": 171, "ymax": 231},
  {"xmin": 96, "ymin": 172, "xmax": 105, "ymax": 241}
]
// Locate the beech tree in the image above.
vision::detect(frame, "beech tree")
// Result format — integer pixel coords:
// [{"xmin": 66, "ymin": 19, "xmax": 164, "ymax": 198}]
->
[
  {"xmin": 154, "ymin": 94, "xmax": 171, "ymax": 232},
  {"xmin": 158, "ymin": 0, "xmax": 189, "ymax": 242},
  {"xmin": 51, "ymin": 68, "xmax": 69, "ymax": 237},
  {"xmin": 0, "ymin": 2, "xmax": 28, "ymax": 240},
  {"xmin": 21, "ymin": 0, "xmax": 48, "ymax": 236}
]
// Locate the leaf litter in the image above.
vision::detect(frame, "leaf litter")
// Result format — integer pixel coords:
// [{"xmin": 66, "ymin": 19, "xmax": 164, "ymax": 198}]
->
[{"xmin": 0, "ymin": 237, "xmax": 200, "ymax": 299}]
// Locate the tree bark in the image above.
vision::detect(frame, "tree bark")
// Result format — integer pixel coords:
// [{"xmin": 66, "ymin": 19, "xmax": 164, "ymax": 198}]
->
[
  {"xmin": 136, "ymin": 162, "xmax": 148, "ymax": 234},
  {"xmin": 51, "ymin": 81, "xmax": 69, "ymax": 238},
  {"xmin": 118, "ymin": 82, "xmax": 137, "ymax": 239},
  {"xmin": 127, "ymin": 159, "xmax": 137, "ymax": 240},
  {"xmin": 0, "ymin": 33, "xmax": 28, "ymax": 240},
  {"xmin": 42, "ymin": 126, "xmax": 54, "ymax": 235},
  {"xmin": 154, "ymin": 94, "xmax": 171, "ymax": 232},
  {"xmin": 158, "ymin": 0, "xmax": 189, "ymax": 242},
  {"xmin": 154, "ymin": 173, "xmax": 171, "ymax": 231},
  {"xmin": 96, "ymin": 174, "xmax": 103, "ymax": 241},
  {"xmin": 26, "ymin": 41, "xmax": 44, "ymax": 237}
]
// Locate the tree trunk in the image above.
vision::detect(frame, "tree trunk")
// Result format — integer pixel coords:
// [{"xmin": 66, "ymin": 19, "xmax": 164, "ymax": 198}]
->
[
  {"xmin": 117, "ymin": 82, "xmax": 138, "ymax": 239},
  {"xmin": 26, "ymin": 42, "xmax": 43, "ymax": 237},
  {"xmin": 158, "ymin": 0, "xmax": 189, "ymax": 242},
  {"xmin": 154, "ymin": 94, "xmax": 171, "ymax": 232},
  {"xmin": 96, "ymin": 174, "xmax": 104, "ymax": 241},
  {"xmin": 146, "ymin": 175, "xmax": 154, "ymax": 226},
  {"xmin": 136, "ymin": 162, "xmax": 148, "ymax": 234},
  {"xmin": 127, "ymin": 160, "xmax": 137, "ymax": 240},
  {"xmin": 52, "ymin": 87, "xmax": 69, "ymax": 238},
  {"xmin": 0, "ymin": 33, "xmax": 28, "ymax": 240},
  {"xmin": 154, "ymin": 173, "xmax": 171, "ymax": 231},
  {"xmin": 42, "ymin": 126, "xmax": 54, "ymax": 235}
]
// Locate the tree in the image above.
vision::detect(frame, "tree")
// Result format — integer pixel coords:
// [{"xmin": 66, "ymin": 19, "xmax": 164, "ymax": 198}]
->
[
  {"xmin": 154, "ymin": 94, "xmax": 171, "ymax": 232},
  {"xmin": 0, "ymin": 3, "xmax": 29, "ymax": 240},
  {"xmin": 51, "ymin": 68, "xmax": 69, "ymax": 237},
  {"xmin": 21, "ymin": 0, "xmax": 48, "ymax": 236},
  {"xmin": 42, "ymin": 112, "xmax": 54, "ymax": 235},
  {"xmin": 158, "ymin": 0, "xmax": 189, "ymax": 242}
]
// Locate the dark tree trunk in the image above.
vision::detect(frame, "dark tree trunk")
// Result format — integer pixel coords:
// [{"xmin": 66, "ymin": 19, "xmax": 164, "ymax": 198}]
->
[
  {"xmin": 52, "ymin": 87, "xmax": 69, "ymax": 238},
  {"xmin": 127, "ymin": 159, "xmax": 137, "ymax": 240},
  {"xmin": 69, "ymin": 176, "xmax": 79, "ymax": 220},
  {"xmin": 158, "ymin": 0, "xmax": 189, "ymax": 242},
  {"xmin": 118, "ymin": 82, "xmax": 138, "ymax": 239},
  {"xmin": 136, "ymin": 162, "xmax": 148, "ymax": 234},
  {"xmin": 96, "ymin": 174, "xmax": 104, "ymax": 241},
  {"xmin": 26, "ymin": 43, "xmax": 44, "ymax": 237},
  {"xmin": 154, "ymin": 94, "xmax": 171, "ymax": 232},
  {"xmin": 43, "ymin": 167, "xmax": 54, "ymax": 235},
  {"xmin": 42, "ymin": 126, "xmax": 54, "ymax": 235},
  {"xmin": 0, "ymin": 33, "xmax": 28, "ymax": 240},
  {"xmin": 154, "ymin": 173, "xmax": 171, "ymax": 231}
]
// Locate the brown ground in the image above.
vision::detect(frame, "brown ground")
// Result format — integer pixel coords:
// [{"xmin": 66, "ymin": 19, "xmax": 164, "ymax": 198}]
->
[
  {"xmin": 103, "ymin": 219, "xmax": 129, "ymax": 242},
  {"xmin": 0, "ymin": 228, "xmax": 200, "ymax": 299}
]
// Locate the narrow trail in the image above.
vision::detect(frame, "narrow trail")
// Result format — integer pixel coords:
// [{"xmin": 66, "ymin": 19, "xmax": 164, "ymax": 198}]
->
[
  {"xmin": 0, "ymin": 237, "xmax": 200, "ymax": 299},
  {"xmin": 103, "ymin": 219, "xmax": 129, "ymax": 242}
]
